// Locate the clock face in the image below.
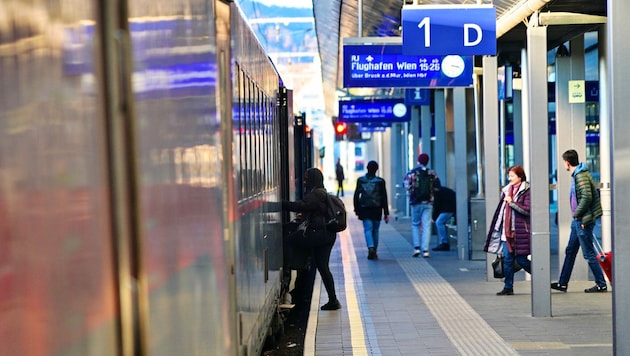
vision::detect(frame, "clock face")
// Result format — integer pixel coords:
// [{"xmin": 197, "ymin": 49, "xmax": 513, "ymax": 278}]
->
[
  {"xmin": 393, "ymin": 103, "xmax": 407, "ymax": 118},
  {"xmin": 441, "ymin": 55, "xmax": 466, "ymax": 78}
]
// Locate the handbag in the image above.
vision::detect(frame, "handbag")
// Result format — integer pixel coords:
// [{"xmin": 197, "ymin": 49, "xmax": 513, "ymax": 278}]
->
[
  {"xmin": 492, "ymin": 255, "xmax": 504, "ymax": 279},
  {"xmin": 491, "ymin": 254, "xmax": 523, "ymax": 278}
]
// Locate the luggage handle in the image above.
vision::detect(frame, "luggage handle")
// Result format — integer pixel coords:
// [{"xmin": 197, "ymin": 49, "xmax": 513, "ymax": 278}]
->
[{"xmin": 592, "ymin": 233, "xmax": 607, "ymax": 263}]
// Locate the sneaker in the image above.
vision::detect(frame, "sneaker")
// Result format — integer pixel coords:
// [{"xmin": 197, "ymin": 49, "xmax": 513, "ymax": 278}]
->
[
  {"xmin": 496, "ymin": 288, "xmax": 514, "ymax": 296},
  {"xmin": 432, "ymin": 243, "xmax": 450, "ymax": 251},
  {"xmin": 321, "ymin": 300, "xmax": 342, "ymax": 310},
  {"xmin": 550, "ymin": 282, "xmax": 568, "ymax": 292},
  {"xmin": 367, "ymin": 247, "xmax": 377, "ymax": 260},
  {"xmin": 413, "ymin": 249, "xmax": 421, "ymax": 257},
  {"xmin": 584, "ymin": 285, "xmax": 607, "ymax": 293},
  {"xmin": 423, "ymin": 251, "xmax": 430, "ymax": 258}
]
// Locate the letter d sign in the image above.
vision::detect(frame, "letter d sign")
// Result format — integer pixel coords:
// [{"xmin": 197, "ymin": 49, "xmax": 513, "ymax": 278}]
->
[{"xmin": 464, "ymin": 24, "xmax": 482, "ymax": 47}]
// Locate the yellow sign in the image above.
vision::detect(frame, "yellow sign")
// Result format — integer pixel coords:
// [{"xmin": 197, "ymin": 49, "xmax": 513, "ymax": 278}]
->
[{"xmin": 568, "ymin": 80, "xmax": 585, "ymax": 103}]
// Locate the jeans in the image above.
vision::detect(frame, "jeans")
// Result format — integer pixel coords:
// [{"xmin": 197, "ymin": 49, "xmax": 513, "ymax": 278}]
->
[
  {"xmin": 501, "ymin": 241, "xmax": 532, "ymax": 290},
  {"xmin": 362, "ymin": 219, "xmax": 381, "ymax": 249},
  {"xmin": 435, "ymin": 212, "xmax": 453, "ymax": 245},
  {"xmin": 558, "ymin": 219, "xmax": 606, "ymax": 287},
  {"xmin": 411, "ymin": 203, "xmax": 433, "ymax": 252}
]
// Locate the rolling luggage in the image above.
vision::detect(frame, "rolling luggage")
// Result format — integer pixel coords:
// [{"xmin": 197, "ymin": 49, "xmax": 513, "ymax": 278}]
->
[{"xmin": 593, "ymin": 233, "xmax": 612, "ymax": 283}]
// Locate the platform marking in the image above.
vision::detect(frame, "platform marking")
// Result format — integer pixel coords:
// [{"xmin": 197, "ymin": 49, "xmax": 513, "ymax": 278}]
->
[
  {"xmin": 339, "ymin": 228, "xmax": 369, "ymax": 355},
  {"xmin": 387, "ymin": 228, "xmax": 519, "ymax": 355}
]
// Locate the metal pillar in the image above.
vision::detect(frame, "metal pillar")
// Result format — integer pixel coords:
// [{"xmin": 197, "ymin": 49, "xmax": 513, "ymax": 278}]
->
[
  {"xmin": 434, "ymin": 92, "xmax": 447, "ymax": 184},
  {"xmin": 555, "ymin": 36, "xmax": 588, "ymax": 281},
  {"xmin": 526, "ymin": 23, "xmax": 552, "ymax": 317},
  {"xmin": 434, "ymin": 90, "xmax": 448, "ymax": 185},
  {"xmin": 453, "ymin": 88, "xmax": 469, "ymax": 260},
  {"xmin": 482, "ymin": 56, "xmax": 500, "ymax": 279},
  {"xmin": 598, "ymin": 26, "xmax": 611, "ymax": 252},
  {"xmin": 411, "ymin": 106, "xmax": 420, "ymax": 160},
  {"xmin": 421, "ymin": 105, "xmax": 432, "ymax": 158},
  {"xmin": 392, "ymin": 123, "xmax": 409, "ymax": 217},
  {"xmin": 608, "ymin": 0, "xmax": 630, "ymax": 352}
]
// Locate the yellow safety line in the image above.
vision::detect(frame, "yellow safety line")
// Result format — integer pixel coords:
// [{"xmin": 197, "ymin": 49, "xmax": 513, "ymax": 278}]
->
[{"xmin": 339, "ymin": 229, "xmax": 368, "ymax": 355}]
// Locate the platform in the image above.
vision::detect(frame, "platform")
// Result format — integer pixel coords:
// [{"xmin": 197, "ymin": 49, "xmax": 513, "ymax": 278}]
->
[{"xmin": 304, "ymin": 205, "xmax": 613, "ymax": 355}]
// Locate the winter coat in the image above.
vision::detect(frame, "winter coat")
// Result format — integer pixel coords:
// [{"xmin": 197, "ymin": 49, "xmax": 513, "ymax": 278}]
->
[
  {"xmin": 484, "ymin": 182, "xmax": 531, "ymax": 256},
  {"xmin": 572, "ymin": 163, "xmax": 602, "ymax": 227},
  {"xmin": 432, "ymin": 186, "xmax": 456, "ymax": 221}
]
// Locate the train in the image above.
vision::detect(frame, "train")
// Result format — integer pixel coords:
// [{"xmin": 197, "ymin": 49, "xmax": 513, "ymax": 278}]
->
[{"xmin": 0, "ymin": 0, "xmax": 313, "ymax": 355}]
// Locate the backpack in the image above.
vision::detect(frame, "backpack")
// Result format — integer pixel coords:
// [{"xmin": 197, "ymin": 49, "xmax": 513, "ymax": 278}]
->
[
  {"xmin": 412, "ymin": 168, "xmax": 434, "ymax": 202},
  {"xmin": 359, "ymin": 176, "xmax": 382, "ymax": 208},
  {"xmin": 324, "ymin": 193, "xmax": 347, "ymax": 233}
]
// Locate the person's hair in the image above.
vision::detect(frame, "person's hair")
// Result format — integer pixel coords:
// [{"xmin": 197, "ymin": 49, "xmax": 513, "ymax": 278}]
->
[
  {"xmin": 418, "ymin": 153, "xmax": 429, "ymax": 165},
  {"xmin": 562, "ymin": 149, "xmax": 579, "ymax": 167},
  {"xmin": 508, "ymin": 165, "xmax": 526, "ymax": 182},
  {"xmin": 367, "ymin": 160, "xmax": 378, "ymax": 173}
]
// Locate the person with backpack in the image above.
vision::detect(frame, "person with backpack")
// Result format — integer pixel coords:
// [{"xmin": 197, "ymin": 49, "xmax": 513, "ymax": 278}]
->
[
  {"xmin": 404, "ymin": 153, "xmax": 440, "ymax": 258},
  {"xmin": 353, "ymin": 161, "xmax": 390, "ymax": 260},
  {"xmin": 282, "ymin": 168, "xmax": 341, "ymax": 310}
]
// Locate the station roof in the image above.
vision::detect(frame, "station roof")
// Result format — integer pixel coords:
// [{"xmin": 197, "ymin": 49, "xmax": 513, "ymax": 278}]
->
[{"xmin": 313, "ymin": 0, "xmax": 607, "ymax": 117}]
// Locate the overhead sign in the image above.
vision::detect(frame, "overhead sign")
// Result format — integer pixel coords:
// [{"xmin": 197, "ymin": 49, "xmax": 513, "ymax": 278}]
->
[
  {"xmin": 343, "ymin": 43, "xmax": 473, "ymax": 88},
  {"xmin": 401, "ymin": 5, "xmax": 496, "ymax": 56},
  {"xmin": 338, "ymin": 98, "xmax": 410, "ymax": 123},
  {"xmin": 405, "ymin": 88, "xmax": 430, "ymax": 106}
]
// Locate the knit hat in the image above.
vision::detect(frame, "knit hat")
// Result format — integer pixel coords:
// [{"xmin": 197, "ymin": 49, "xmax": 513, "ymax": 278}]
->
[{"xmin": 418, "ymin": 153, "xmax": 430, "ymax": 165}]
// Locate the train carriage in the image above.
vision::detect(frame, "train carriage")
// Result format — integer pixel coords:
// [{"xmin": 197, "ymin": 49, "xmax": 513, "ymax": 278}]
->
[{"xmin": 0, "ymin": 0, "xmax": 306, "ymax": 355}]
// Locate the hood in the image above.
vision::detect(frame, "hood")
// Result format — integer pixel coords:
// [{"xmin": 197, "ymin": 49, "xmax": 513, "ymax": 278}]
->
[
  {"xmin": 305, "ymin": 168, "xmax": 324, "ymax": 191},
  {"xmin": 573, "ymin": 162, "xmax": 589, "ymax": 176}
]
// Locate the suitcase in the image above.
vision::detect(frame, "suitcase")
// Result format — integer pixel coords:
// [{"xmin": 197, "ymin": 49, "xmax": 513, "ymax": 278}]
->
[{"xmin": 593, "ymin": 234, "xmax": 613, "ymax": 282}]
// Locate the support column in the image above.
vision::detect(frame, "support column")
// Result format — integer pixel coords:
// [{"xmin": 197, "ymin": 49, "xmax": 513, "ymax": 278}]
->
[
  {"xmin": 608, "ymin": 0, "xmax": 630, "ymax": 352},
  {"xmin": 434, "ymin": 90, "xmax": 448, "ymax": 185},
  {"xmin": 453, "ymin": 88, "xmax": 469, "ymax": 260},
  {"xmin": 482, "ymin": 56, "xmax": 500, "ymax": 280},
  {"xmin": 434, "ymin": 92, "xmax": 447, "ymax": 183},
  {"xmin": 555, "ymin": 36, "xmax": 588, "ymax": 281},
  {"xmin": 421, "ymin": 105, "xmax": 432, "ymax": 158},
  {"xmin": 598, "ymin": 26, "xmax": 611, "ymax": 251},
  {"xmin": 513, "ymin": 75, "xmax": 524, "ymax": 166},
  {"xmin": 410, "ymin": 107, "xmax": 420, "ymax": 159},
  {"xmin": 526, "ymin": 24, "xmax": 551, "ymax": 317}
]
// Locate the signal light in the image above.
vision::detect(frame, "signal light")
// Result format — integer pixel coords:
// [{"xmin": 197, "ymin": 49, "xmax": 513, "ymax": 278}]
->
[{"xmin": 335, "ymin": 123, "xmax": 347, "ymax": 140}]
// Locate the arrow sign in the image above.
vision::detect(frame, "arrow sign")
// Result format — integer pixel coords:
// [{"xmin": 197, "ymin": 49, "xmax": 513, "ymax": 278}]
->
[
  {"xmin": 402, "ymin": 5, "xmax": 496, "ymax": 56},
  {"xmin": 568, "ymin": 80, "xmax": 585, "ymax": 103}
]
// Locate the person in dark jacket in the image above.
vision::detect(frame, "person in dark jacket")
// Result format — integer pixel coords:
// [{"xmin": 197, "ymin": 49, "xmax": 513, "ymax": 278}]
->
[
  {"xmin": 353, "ymin": 160, "xmax": 389, "ymax": 260},
  {"xmin": 431, "ymin": 186, "xmax": 456, "ymax": 251},
  {"xmin": 283, "ymin": 168, "xmax": 341, "ymax": 310},
  {"xmin": 484, "ymin": 165, "xmax": 532, "ymax": 296},
  {"xmin": 551, "ymin": 149, "xmax": 606, "ymax": 293},
  {"xmin": 335, "ymin": 158, "xmax": 345, "ymax": 197}
]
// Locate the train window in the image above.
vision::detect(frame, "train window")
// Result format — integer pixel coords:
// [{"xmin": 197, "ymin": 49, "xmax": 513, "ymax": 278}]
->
[
  {"xmin": 237, "ymin": 67, "xmax": 244, "ymax": 200},
  {"xmin": 265, "ymin": 99, "xmax": 276, "ymax": 189}
]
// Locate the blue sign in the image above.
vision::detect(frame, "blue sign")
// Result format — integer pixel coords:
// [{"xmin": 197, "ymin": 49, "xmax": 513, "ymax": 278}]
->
[
  {"xmin": 401, "ymin": 5, "xmax": 496, "ymax": 56},
  {"xmin": 343, "ymin": 44, "xmax": 473, "ymax": 88},
  {"xmin": 338, "ymin": 99, "xmax": 410, "ymax": 123},
  {"xmin": 405, "ymin": 88, "xmax": 430, "ymax": 106}
]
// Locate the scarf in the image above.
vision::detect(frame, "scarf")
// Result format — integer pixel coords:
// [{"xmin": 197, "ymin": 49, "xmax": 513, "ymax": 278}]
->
[{"xmin": 503, "ymin": 183, "xmax": 520, "ymax": 253}]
